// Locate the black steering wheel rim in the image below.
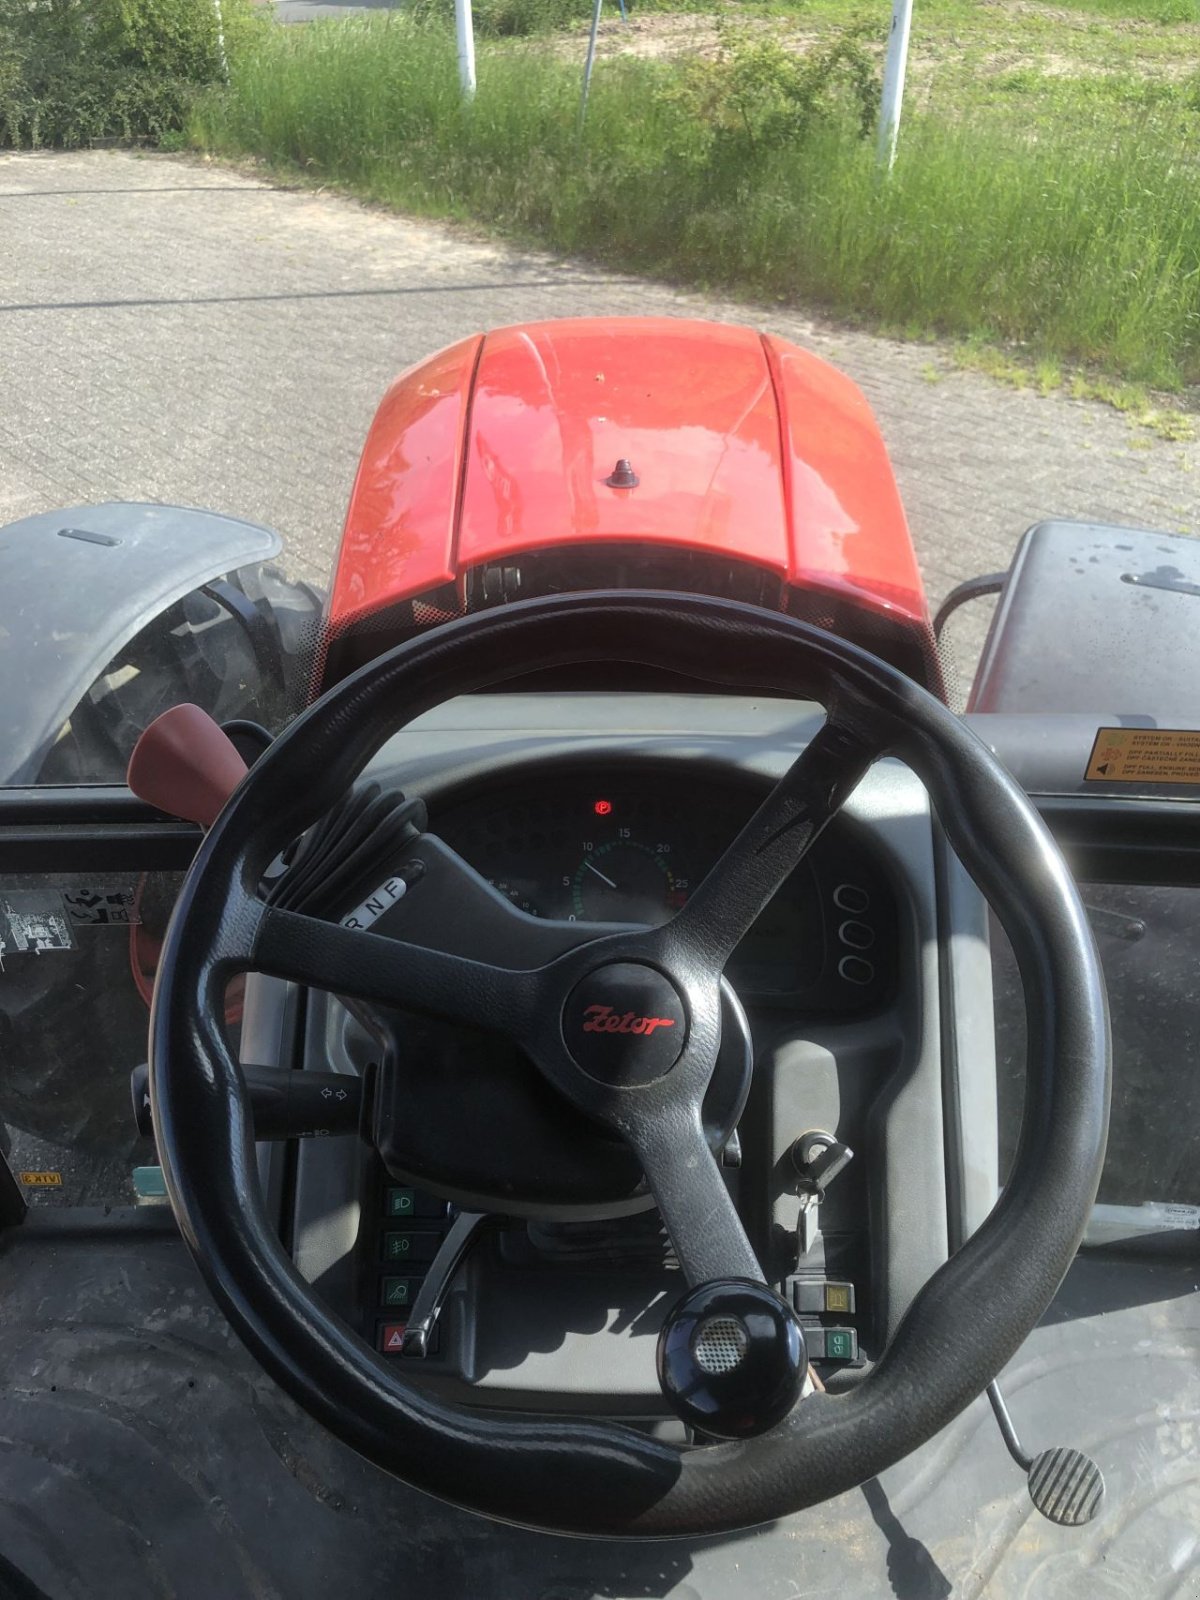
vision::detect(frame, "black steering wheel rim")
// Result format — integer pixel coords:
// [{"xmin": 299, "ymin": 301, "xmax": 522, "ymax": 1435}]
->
[{"xmin": 149, "ymin": 591, "xmax": 1110, "ymax": 1537}]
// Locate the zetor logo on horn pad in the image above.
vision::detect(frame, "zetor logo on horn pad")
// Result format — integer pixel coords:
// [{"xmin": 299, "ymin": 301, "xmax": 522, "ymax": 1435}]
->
[
  {"xmin": 582, "ymin": 1005, "xmax": 674, "ymax": 1036},
  {"xmin": 563, "ymin": 962, "xmax": 687, "ymax": 1086}
]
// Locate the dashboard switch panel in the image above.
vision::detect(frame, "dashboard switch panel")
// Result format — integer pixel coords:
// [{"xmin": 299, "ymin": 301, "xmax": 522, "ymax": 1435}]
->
[{"xmin": 370, "ymin": 1170, "xmax": 454, "ymax": 1357}]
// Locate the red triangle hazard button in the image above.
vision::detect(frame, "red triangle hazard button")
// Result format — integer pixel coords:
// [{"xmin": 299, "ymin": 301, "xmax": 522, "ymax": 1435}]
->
[
  {"xmin": 387, "ymin": 1328, "xmax": 405, "ymax": 1349},
  {"xmin": 380, "ymin": 1323, "xmax": 407, "ymax": 1352}
]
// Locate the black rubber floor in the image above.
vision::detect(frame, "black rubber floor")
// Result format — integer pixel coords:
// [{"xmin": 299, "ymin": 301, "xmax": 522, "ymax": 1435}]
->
[{"xmin": 1, "ymin": 1213, "xmax": 1197, "ymax": 1600}]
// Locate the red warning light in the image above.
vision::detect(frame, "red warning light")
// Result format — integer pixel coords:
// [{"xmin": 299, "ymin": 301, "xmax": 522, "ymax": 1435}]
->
[{"xmin": 593, "ymin": 799, "xmax": 613, "ymax": 816}]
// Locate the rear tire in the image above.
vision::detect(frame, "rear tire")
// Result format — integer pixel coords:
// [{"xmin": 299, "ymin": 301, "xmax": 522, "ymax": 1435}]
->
[
  {"xmin": 3, "ymin": 565, "xmax": 324, "ymax": 1157},
  {"xmin": 34, "ymin": 564, "xmax": 324, "ymax": 785}
]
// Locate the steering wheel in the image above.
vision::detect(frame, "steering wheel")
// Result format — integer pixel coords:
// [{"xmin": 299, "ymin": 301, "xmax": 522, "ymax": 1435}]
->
[{"xmin": 148, "ymin": 592, "xmax": 1109, "ymax": 1537}]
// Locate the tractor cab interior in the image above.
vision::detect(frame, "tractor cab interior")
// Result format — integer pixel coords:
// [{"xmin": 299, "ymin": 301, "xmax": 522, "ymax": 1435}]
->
[{"xmin": 1, "ymin": 506, "xmax": 1198, "ymax": 1593}]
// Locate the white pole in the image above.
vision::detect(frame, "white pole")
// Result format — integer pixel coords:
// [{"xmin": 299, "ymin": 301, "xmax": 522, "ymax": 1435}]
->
[
  {"xmin": 578, "ymin": 0, "xmax": 604, "ymax": 129},
  {"xmin": 211, "ymin": 0, "xmax": 228, "ymax": 83},
  {"xmin": 455, "ymin": 0, "xmax": 477, "ymax": 100},
  {"xmin": 876, "ymin": 0, "xmax": 913, "ymax": 170}
]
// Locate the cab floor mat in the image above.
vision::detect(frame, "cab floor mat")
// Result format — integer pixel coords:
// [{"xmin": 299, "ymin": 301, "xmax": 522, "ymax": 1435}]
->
[{"xmin": 1, "ymin": 1211, "xmax": 1197, "ymax": 1600}]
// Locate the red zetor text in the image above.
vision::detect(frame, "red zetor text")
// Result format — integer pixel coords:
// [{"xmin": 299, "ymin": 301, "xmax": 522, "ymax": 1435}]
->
[{"xmin": 581, "ymin": 1005, "xmax": 676, "ymax": 1036}]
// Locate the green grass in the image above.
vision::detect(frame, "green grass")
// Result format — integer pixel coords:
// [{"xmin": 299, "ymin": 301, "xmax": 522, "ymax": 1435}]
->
[
  {"xmin": 190, "ymin": 10, "xmax": 1200, "ymax": 390},
  {"xmin": 1049, "ymin": 0, "xmax": 1199, "ymax": 18},
  {"xmin": 790, "ymin": 0, "xmax": 1198, "ymax": 30}
]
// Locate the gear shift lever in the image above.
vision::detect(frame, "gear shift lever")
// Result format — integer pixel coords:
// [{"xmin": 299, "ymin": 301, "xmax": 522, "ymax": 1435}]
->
[{"xmin": 127, "ymin": 703, "xmax": 248, "ymax": 827}]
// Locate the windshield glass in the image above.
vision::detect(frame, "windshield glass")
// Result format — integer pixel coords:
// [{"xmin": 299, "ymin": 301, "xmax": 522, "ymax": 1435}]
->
[
  {"xmin": 3, "ymin": 0, "xmax": 1197, "ymax": 784},
  {"xmin": 993, "ymin": 883, "xmax": 1200, "ymax": 1209},
  {"xmin": 0, "ymin": 867, "xmax": 244, "ymax": 1208}
]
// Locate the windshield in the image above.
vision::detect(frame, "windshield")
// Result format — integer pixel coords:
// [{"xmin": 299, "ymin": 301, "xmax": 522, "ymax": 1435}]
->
[
  {"xmin": 3, "ymin": 3, "xmax": 1197, "ymax": 789},
  {"xmin": 0, "ymin": 868, "xmax": 244, "ymax": 1207}
]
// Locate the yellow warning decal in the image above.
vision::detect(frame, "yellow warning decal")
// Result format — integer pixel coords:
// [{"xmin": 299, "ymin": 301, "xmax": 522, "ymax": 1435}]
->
[
  {"xmin": 18, "ymin": 1171, "xmax": 63, "ymax": 1187},
  {"xmin": 1086, "ymin": 727, "xmax": 1200, "ymax": 784}
]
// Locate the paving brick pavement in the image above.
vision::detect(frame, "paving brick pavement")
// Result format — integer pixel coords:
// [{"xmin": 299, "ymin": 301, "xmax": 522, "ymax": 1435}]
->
[{"xmin": 2, "ymin": 149, "xmax": 1196, "ymax": 676}]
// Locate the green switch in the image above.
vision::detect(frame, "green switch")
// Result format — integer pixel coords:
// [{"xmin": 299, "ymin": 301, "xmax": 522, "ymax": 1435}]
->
[
  {"xmin": 382, "ymin": 1277, "xmax": 416, "ymax": 1308},
  {"xmin": 132, "ymin": 1165, "xmax": 167, "ymax": 1201},
  {"xmin": 387, "ymin": 1187, "xmax": 416, "ymax": 1217},
  {"xmin": 825, "ymin": 1328, "xmax": 857, "ymax": 1361},
  {"xmin": 382, "ymin": 1231, "xmax": 440, "ymax": 1263}
]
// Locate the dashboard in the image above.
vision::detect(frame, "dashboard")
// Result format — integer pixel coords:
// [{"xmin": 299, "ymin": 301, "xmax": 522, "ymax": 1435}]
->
[
  {"xmin": 294, "ymin": 737, "xmax": 947, "ymax": 1402},
  {"xmin": 432, "ymin": 768, "xmax": 898, "ymax": 1010},
  {"xmin": 2, "ymin": 694, "xmax": 971, "ymax": 1414}
]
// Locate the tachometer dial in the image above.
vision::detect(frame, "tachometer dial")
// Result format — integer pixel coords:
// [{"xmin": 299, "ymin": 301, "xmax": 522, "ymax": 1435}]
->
[
  {"xmin": 487, "ymin": 878, "xmax": 542, "ymax": 917},
  {"xmin": 570, "ymin": 838, "xmax": 685, "ymax": 924}
]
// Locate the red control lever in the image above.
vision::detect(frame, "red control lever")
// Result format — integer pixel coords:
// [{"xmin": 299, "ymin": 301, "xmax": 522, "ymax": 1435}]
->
[{"xmin": 127, "ymin": 703, "xmax": 249, "ymax": 828}]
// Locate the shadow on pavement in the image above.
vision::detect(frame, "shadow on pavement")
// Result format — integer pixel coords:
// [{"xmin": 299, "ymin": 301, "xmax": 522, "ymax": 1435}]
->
[
  {"xmin": 0, "ymin": 280, "xmax": 613, "ymax": 317},
  {"xmin": 861, "ymin": 1477, "xmax": 953, "ymax": 1600}
]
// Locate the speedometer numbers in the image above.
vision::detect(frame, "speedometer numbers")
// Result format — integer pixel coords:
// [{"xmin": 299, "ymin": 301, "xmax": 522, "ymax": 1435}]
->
[
  {"xmin": 488, "ymin": 879, "xmax": 543, "ymax": 918},
  {"xmin": 569, "ymin": 834, "xmax": 688, "ymax": 924}
]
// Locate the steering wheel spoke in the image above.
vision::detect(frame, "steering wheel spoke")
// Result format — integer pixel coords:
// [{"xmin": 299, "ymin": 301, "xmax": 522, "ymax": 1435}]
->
[
  {"xmin": 379, "ymin": 832, "xmax": 626, "ymax": 967},
  {"xmin": 625, "ymin": 1110, "xmax": 763, "ymax": 1287},
  {"xmin": 248, "ymin": 901, "xmax": 540, "ymax": 1040},
  {"xmin": 665, "ymin": 718, "xmax": 877, "ymax": 968}
]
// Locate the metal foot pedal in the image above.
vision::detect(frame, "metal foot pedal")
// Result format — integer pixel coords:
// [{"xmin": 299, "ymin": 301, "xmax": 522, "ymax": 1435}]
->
[
  {"xmin": 1027, "ymin": 1446, "xmax": 1106, "ymax": 1526},
  {"xmin": 987, "ymin": 1380, "xmax": 1105, "ymax": 1526}
]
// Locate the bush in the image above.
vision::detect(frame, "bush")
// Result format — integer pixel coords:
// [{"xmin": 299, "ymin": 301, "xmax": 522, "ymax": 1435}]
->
[
  {"xmin": 409, "ymin": 0, "xmax": 708, "ymax": 38},
  {"xmin": 659, "ymin": 20, "xmax": 880, "ymax": 161},
  {"xmin": 0, "ymin": 0, "xmax": 265, "ymax": 147},
  {"xmin": 409, "ymin": 0, "xmax": 582, "ymax": 36}
]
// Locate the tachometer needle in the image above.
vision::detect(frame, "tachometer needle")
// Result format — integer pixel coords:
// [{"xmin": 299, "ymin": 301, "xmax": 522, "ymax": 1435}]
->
[{"xmin": 584, "ymin": 859, "xmax": 618, "ymax": 890}]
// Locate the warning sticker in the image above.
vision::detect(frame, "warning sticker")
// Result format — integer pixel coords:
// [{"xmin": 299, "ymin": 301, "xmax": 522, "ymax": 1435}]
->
[
  {"xmin": 1, "ymin": 894, "xmax": 73, "ymax": 954},
  {"xmin": 61, "ymin": 886, "xmax": 139, "ymax": 927},
  {"xmin": 19, "ymin": 1171, "xmax": 63, "ymax": 1188},
  {"xmin": 1086, "ymin": 728, "xmax": 1200, "ymax": 785}
]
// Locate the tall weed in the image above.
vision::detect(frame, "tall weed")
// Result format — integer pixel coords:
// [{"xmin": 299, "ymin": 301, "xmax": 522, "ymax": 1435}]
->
[{"xmin": 192, "ymin": 15, "xmax": 1200, "ymax": 387}]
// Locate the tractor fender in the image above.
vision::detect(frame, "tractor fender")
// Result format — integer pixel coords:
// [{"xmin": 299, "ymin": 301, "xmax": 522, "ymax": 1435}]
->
[{"xmin": 0, "ymin": 502, "xmax": 282, "ymax": 786}]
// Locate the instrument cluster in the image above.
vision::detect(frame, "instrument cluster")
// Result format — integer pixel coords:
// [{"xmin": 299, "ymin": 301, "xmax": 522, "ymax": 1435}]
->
[{"xmin": 432, "ymin": 768, "xmax": 896, "ymax": 1008}]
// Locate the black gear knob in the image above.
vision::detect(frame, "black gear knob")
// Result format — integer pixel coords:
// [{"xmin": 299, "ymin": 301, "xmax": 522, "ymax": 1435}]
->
[{"xmin": 656, "ymin": 1279, "xmax": 807, "ymax": 1439}]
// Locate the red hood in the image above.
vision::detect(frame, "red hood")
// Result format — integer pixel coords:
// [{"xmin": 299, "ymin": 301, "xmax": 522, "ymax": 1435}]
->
[{"xmin": 331, "ymin": 318, "xmax": 927, "ymax": 632}]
